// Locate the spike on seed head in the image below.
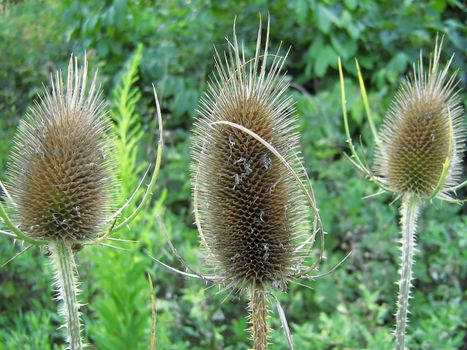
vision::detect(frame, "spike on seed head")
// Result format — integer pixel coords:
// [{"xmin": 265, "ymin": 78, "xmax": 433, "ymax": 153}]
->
[
  {"xmin": 191, "ymin": 19, "xmax": 310, "ymax": 293},
  {"xmin": 5, "ymin": 55, "xmax": 114, "ymax": 242},
  {"xmin": 375, "ymin": 37, "xmax": 465, "ymax": 198}
]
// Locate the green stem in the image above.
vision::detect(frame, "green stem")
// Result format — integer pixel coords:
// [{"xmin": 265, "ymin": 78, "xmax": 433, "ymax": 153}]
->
[
  {"xmin": 395, "ymin": 196, "xmax": 420, "ymax": 350},
  {"xmin": 49, "ymin": 240, "xmax": 83, "ymax": 350},
  {"xmin": 249, "ymin": 286, "xmax": 268, "ymax": 350}
]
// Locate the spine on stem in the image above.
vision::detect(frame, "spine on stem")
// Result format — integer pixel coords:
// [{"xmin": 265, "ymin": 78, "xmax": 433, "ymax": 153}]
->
[
  {"xmin": 249, "ymin": 286, "xmax": 269, "ymax": 350},
  {"xmin": 49, "ymin": 240, "xmax": 83, "ymax": 350},
  {"xmin": 395, "ymin": 195, "xmax": 420, "ymax": 350}
]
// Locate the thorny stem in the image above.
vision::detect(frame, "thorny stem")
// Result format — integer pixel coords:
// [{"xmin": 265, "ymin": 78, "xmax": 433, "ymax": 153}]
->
[
  {"xmin": 396, "ymin": 195, "xmax": 420, "ymax": 350},
  {"xmin": 249, "ymin": 286, "xmax": 269, "ymax": 350},
  {"xmin": 49, "ymin": 240, "xmax": 83, "ymax": 350}
]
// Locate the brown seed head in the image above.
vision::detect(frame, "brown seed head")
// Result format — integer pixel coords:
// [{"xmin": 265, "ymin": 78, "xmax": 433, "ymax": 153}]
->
[
  {"xmin": 375, "ymin": 39, "xmax": 465, "ymax": 198},
  {"xmin": 5, "ymin": 55, "xmax": 113, "ymax": 242},
  {"xmin": 191, "ymin": 22, "xmax": 309, "ymax": 292}
]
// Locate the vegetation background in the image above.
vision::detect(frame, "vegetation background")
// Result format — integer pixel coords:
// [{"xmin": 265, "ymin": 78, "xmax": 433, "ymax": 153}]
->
[{"xmin": 0, "ymin": 0, "xmax": 465, "ymax": 349}]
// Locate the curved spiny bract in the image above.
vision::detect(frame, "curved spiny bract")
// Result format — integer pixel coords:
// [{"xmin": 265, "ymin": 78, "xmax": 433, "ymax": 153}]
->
[
  {"xmin": 192, "ymin": 21, "xmax": 309, "ymax": 294},
  {"xmin": 6, "ymin": 55, "xmax": 113, "ymax": 242},
  {"xmin": 375, "ymin": 39, "xmax": 465, "ymax": 199}
]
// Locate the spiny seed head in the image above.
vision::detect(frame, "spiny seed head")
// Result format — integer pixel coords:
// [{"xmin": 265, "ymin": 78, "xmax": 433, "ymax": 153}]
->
[
  {"xmin": 5, "ymin": 55, "xmax": 114, "ymax": 242},
  {"xmin": 192, "ymin": 21, "xmax": 310, "ymax": 292},
  {"xmin": 375, "ymin": 38, "xmax": 465, "ymax": 198}
]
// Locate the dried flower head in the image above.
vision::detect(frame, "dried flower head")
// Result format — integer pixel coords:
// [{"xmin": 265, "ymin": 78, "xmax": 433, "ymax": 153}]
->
[
  {"xmin": 339, "ymin": 37, "xmax": 465, "ymax": 350},
  {"xmin": 185, "ymin": 18, "xmax": 325, "ymax": 350},
  {"xmin": 375, "ymin": 39, "xmax": 465, "ymax": 199},
  {"xmin": 0, "ymin": 53, "xmax": 163, "ymax": 349},
  {"xmin": 193, "ymin": 21, "xmax": 310, "ymax": 293},
  {"xmin": 5, "ymin": 56, "xmax": 113, "ymax": 242}
]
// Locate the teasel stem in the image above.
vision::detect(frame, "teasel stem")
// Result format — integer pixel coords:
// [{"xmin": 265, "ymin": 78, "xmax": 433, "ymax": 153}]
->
[
  {"xmin": 395, "ymin": 195, "xmax": 420, "ymax": 350},
  {"xmin": 249, "ymin": 286, "xmax": 269, "ymax": 350},
  {"xmin": 49, "ymin": 240, "xmax": 83, "ymax": 350}
]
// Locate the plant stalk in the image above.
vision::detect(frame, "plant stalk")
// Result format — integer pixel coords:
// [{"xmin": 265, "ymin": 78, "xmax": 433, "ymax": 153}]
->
[
  {"xmin": 395, "ymin": 195, "xmax": 420, "ymax": 350},
  {"xmin": 249, "ymin": 286, "xmax": 269, "ymax": 350},
  {"xmin": 49, "ymin": 240, "xmax": 83, "ymax": 350}
]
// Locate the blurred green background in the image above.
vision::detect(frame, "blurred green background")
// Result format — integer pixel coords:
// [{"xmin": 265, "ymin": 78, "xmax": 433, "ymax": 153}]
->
[{"xmin": 0, "ymin": 1, "xmax": 465, "ymax": 349}]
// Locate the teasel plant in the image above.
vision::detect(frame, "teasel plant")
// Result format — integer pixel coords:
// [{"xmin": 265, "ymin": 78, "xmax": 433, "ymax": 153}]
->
[
  {"xmin": 0, "ymin": 54, "xmax": 163, "ymax": 349},
  {"xmin": 149, "ymin": 17, "xmax": 348, "ymax": 350},
  {"xmin": 338, "ymin": 37, "xmax": 465, "ymax": 349}
]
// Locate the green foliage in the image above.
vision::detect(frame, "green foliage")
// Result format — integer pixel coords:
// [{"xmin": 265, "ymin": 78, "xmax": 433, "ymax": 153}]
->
[
  {"xmin": 83, "ymin": 44, "xmax": 160, "ymax": 349},
  {"xmin": 0, "ymin": 1, "xmax": 465, "ymax": 349},
  {"xmin": 111, "ymin": 43, "xmax": 146, "ymax": 197},
  {"xmin": 0, "ymin": 0, "xmax": 64, "ymax": 175},
  {"xmin": 0, "ymin": 311, "xmax": 60, "ymax": 350}
]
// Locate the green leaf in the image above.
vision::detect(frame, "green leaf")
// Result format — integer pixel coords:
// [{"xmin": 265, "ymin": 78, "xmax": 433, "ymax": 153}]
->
[
  {"xmin": 164, "ymin": 76, "xmax": 185, "ymax": 97},
  {"xmin": 315, "ymin": 4, "xmax": 331, "ymax": 33},
  {"xmin": 308, "ymin": 34, "xmax": 324, "ymax": 60},
  {"xmin": 387, "ymin": 52, "xmax": 409, "ymax": 74},
  {"xmin": 97, "ymin": 40, "xmax": 109, "ymax": 57},
  {"xmin": 295, "ymin": 0, "xmax": 309, "ymax": 26},
  {"xmin": 341, "ymin": 10, "xmax": 360, "ymax": 39},
  {"xmin": 316, "ymin": 4, "xmax": 341, "ymax": 34},
  {"xmin": 344, "ymin": 0, "xmax": 357, "ymax": 10},
  {"xmin": 314, "ymin": 45, "xmax": 336, "ymax": 77},
  {"xmin": 331, "ymin": 34, "xmax": 357, "ymax": 60},
  {"xmin": 173, "ymin": 89, "xmax": 199, "ymax": 118}
]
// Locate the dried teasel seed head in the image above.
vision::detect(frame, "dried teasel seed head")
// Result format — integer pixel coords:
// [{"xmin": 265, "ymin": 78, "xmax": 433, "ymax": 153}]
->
[
  {"xmin": 191, "ymin": 21, "xmax": 309, "ymax": 292},
  {"xmin": 5, "ymin": 55, "xmax": 114, "ymax": 242},
  {"xmin": 375, "ymin": 38, "xmax": 465, "ymax": 198}
]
